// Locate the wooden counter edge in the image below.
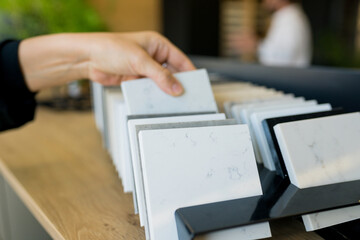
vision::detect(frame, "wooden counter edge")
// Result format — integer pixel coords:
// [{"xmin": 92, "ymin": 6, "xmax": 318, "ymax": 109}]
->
[{"xmin": 0, "ymin": 158, "xmax": 64, "ymax": 240}]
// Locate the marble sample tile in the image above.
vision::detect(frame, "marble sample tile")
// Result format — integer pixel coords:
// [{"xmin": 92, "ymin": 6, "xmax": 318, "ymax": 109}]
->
[
  {"xmin": 103, "ymin": 87, "xmax": 125, "ymax": 149},
  {"xmin": 91, "ymin": 82, "xmax": 105, "ymax": 132},
  {"xmin": 211, "ymin": 81, "xmax": 253, "ymax": 93},
  {"xmin": 249, "ymin": 103, "xmax": 332, "ymax": 171},
  {"xmin": 107, "ymin": 91, "xmax": 124, "ymax": 161},
  {"xmin": 138, "ymin": 125, "xmax": 271, "ymax": 240},
  {"xmin": 262, "ymin": 109, "xmax": 345, "ymax": 177},
  {"xmin": 121, "ymin": 69, "xmax": 218, "ymax": 115},
  {"xmin": 195, "ymin": 222, "xmax": 271, "ymax": 240},
  {"xmin": 128, "ymin": 114, "xmax": 226, "ymax": 228},
  {"xmin": 274, "ymin": 112, "xmax": 360, "ymax": 230},
  {"xmin": 136, "ymin": 119, "xmax": 239, "ymax": 239},
  {"xmin": 231, "ymin": 97, "xmax": 306, "ymax": 124},
  {"xmin": 111, "ymin": 98, "xmax": 125, "ymax": 177},
  {"xmin": 231, "ymin": 98, "xmax": 314, "ymax": 164},
  {"xmin": 274, "ymin": 112, "xmax": 360, "ymax": 187},
  {"xmin": 214, "ymin": 87, "xmax": 283, "ymax": 113},
  {"xmin": 302, "ymin": 205, "xmax": 360, "ymax": 232},
  {"xmin": 224, "ymin": 94, "xmax": 295, "ymax": 118},
  {"xmin": 117, "ymin": 103, "xmax": 133, "ymax": 193}
]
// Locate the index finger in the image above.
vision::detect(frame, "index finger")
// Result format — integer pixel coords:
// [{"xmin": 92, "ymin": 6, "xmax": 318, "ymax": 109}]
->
[{"xmin": 163, "ymin": 40, "xmax": 196, "ymax": 72}]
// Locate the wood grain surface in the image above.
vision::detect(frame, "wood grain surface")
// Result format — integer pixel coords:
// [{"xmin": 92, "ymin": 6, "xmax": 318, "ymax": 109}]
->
[{"xmin": 0, "ymin": 107, "xmax": 322, "ymax": 240}]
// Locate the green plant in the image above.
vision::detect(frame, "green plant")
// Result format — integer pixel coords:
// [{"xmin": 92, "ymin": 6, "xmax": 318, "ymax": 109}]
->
[
  {"xmin": 0, "ymin": 0, "xmax": 106, "ymax": 39},
  {"xmin": 312, "ymin": 29, "xmax": 360, "ymax": 68}
]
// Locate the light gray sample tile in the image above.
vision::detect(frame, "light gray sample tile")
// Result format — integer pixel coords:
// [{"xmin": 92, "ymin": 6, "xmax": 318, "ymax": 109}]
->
[
  {"xmin": 302, "ymin": 205, "xmax": 360, "ymax": 231},
  {"xmin": 139, "ymin": 125, "xmax": 271, "ymax": 240},
  {"xmin": 91, "ymin": 82, "xmax": 105, "ymax": 132},
  {"xmin": 0, "ymin": 173, "xmax": 10, "ymax": 240},
  {"xmin": 274, "ymin": 112, "xmax": 360, "ymax": 230},
  {"xmin": 107, "ymin": 92, "xmax": 124, "ymax": 163},
  {"xmin": 118, "ymin": 103, "xmax": 132, "ymax": 193},
  {"xmin": 232, "ymin": 98, "xmax": 313, "ymax": 164},
  {"xmin": 195, "ymin": 222, "xmax": 271, "ymax": 240},
  {"xmin": 102, "ymin": 87, "xmax": 122, "ymax": 150},
  {"xmin": 224, "ymin": 94, "xmax": 295, "ymax": 118},
  {"xmin": 214, "ymin": 87, "xmax": 284, "ymax": 113},
  {"xmin": 111, "ymin": 99, "xmax": 125, "ymax": 177},
  {"xmin": 137, "ymin": 119, "xmax": 236, "ymax": 132},
  {"xmin": 231, "ymin": 97, "xmax": 306, "ymax": 125},
  {"xmin": 249, "ymin": 103, "xmax": 331, "ymax": 171},
  {"xmin": 128, "ymin": 114, "xmax": 226, "ymax": 228},
  {"xmin": 121, "ymin": 69, "xmax": 218, "ymax": 115}
]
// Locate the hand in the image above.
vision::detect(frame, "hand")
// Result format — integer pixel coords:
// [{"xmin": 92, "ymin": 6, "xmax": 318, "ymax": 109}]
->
[
  {"xmin": 19, "ymin": 32, "xmax": 195, "ymax": 96},
  {"xmin": 87, "ymin": 32, "xmax": 195, "ymax": 96}
]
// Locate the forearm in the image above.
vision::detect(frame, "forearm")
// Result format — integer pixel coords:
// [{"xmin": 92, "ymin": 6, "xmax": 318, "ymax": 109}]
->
[
  {"xmin": 18, "ymin": 31, "xmax": 194, "ymax": 95},
  {"xmin": 19, "ymin": 33, "xmax": 91, "ymax": 92}
]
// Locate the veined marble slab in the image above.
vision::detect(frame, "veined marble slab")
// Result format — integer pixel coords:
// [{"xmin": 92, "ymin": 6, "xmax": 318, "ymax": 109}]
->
[
  {"xmin": 121, "ymin": 69, "xmax": 218, "ymax": 115},
  {"xmin": 136, "ymin": 119, "xmax": 237, "ymax": 239},
  {"xmin": 262, "ymin": 109, "xmax": 344, "ymax": 177},
  {"xmin": 128, "ymin": 114, "xmax": 226, "ymax": 228},
  {"xmin": 274, "ymin": 112, "xmax": 360, "ymax": 230},
  {"xmin": 249, "ymin": 103, "xmax": 331, "ymax": 171},
  {"xmin": 139, "ymin": 125, "xmax": 271, "ymax": 240}
]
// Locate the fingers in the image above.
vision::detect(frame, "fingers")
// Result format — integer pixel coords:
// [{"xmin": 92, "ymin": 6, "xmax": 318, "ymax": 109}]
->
[
  {"xmin": 164, "ymin": 40, "xmax": 196, "ymax": 72},
  {"xmin": 135, "ymin": 31, "xmax": 195, "ymax": 72},
  {"xmin": 136, "ymin": 52, "xmax": 184, "ymax": 96}
]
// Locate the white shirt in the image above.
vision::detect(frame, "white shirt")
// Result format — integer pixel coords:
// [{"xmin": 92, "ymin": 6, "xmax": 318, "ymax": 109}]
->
[{"xmin": 258, "ymin": 4, "xmax": 312, "ymax": 67}]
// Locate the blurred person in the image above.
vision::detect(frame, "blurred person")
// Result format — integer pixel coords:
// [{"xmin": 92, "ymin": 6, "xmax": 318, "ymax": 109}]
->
[
  {"xmin": 0, "ymin": 32, "xmax": 195, "ymax": 131},
  {"xmin": 231, "ymin": 0, "xmax": 312, "ymax": 67}
]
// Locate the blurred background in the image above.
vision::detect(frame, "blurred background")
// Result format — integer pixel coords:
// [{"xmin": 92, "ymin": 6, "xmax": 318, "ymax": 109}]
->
[
  {"xmin": 0, "ymin": 0, "xmax": 359, "ymax": 107},
  {"xmin": 1, "ymin": 0, "xmax": 359, "ymax": 67}
]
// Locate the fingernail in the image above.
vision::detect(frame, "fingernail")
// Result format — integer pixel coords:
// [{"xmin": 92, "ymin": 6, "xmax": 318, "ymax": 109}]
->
[{"xmin": 171, "ymin": 83, "xmax": 183, "ymax": 96}]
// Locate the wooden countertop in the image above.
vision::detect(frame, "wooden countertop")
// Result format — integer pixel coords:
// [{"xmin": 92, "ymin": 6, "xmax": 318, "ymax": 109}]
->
[{"xmin": 0, "ymin": 108, "xmax": 322, "ymax": 240}]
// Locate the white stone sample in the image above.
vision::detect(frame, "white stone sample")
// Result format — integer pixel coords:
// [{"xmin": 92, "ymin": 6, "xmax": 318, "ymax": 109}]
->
[
  {"xmin": 274, "ymin": 112, "xmax": 360, "ymax": 231},
  {"xmin": 128, "ymin": 114, "xmax": 226, "ymax": 228},
  {"xmin": 139, "ymin": 125, "xmax": 271, "ymax": 240},
  {"xmin": 249, "ymin": 103, "xmax": 332, "ymax": 171},
  {"xmin": 231, "ymin": 98, "xmax": 313, "ymax": 163},
  {"xmin": 121, "ymin": 69, "xmax": 218, "ymax": 115}
]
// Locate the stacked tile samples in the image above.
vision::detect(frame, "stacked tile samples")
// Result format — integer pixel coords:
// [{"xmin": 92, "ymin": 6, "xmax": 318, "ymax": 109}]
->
[
  {"xmin": 91, "ymin": 68, "xmax": 360, "ymax": 239},
  {"xmin": 92, "ymin": 69, "xmax": 272, "ymax": 240},
  {"xmin": 227, "ymin": 90, "xmax": 360, "ymax": 232}
]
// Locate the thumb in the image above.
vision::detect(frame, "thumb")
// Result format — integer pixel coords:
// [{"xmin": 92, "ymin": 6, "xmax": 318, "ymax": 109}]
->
[{"xmin": 137, "ymin": 53, "xmax": 184, "ymax": 96}]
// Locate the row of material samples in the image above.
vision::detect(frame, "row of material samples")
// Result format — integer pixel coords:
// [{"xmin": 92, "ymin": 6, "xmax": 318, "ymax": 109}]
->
[
  {"xmin": 91, "ymin": 69, "xmax": 360, "ymax": 240},
  {"xmin": 225, "ymin": 84, "xmax": 360, "ymax": 232}
]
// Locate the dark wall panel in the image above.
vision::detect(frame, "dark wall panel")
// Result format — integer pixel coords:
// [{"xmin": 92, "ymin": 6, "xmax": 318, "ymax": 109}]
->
[{"xmin": 163, "ymin": 0, "xmax": 219, "ymax": 56}]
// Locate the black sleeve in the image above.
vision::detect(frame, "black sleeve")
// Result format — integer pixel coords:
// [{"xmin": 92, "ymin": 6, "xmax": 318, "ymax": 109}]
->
[{"xmin": 0, "ymin": 40, "xmax": 37, "ymax": 132}]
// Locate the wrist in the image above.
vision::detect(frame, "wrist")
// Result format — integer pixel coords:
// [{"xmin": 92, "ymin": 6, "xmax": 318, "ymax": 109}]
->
[{"xmin": 19, "ymin": 33, "xmax": 92, "ymax": 91}]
